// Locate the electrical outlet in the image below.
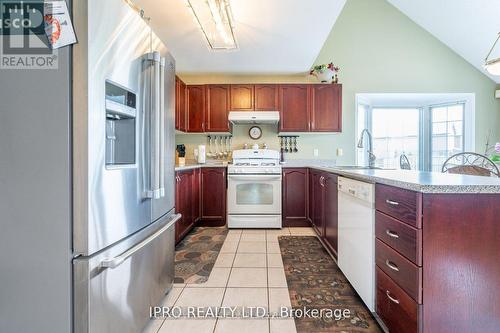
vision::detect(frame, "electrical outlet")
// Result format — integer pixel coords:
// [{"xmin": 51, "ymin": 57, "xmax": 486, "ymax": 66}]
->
[
  {"xmin": 337, "ymin": 148, "xmax": 343, "ymax": 157},
  {"xmin": 313, "ymin": 148, "xmax": 319, "ymax": 157}
]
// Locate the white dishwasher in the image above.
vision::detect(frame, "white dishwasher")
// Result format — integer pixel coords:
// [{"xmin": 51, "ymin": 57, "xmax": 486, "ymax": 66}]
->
[{"xmin": 337, "ymin": 176, "xmax": 375, "ymax": 312}]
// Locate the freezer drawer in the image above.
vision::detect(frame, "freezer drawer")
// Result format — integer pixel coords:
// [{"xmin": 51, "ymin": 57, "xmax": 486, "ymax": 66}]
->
[{"xmin": 73, "ymin": 213, "xmax": 180, "ymax": 333}]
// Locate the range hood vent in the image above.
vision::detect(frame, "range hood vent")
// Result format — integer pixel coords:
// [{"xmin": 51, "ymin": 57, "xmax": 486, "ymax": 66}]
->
[{"xmin": 228, "ymin": 111, "xmax": 280, "ymax": 125}]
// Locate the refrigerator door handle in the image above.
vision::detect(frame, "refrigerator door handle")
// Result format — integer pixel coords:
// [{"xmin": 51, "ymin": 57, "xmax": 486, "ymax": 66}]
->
[
  {"xmin": 100, "ymin": 213, "xmax": 180, "ymax": 269},
  {"xmin": 144, "ymin": 52, "xmax": 166, "ymax": 199}
]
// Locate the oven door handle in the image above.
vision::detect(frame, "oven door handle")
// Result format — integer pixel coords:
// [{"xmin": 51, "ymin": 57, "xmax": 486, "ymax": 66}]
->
[{"xmin": 228, "ymin": 175, "xmax": 282, "ymax": 181}]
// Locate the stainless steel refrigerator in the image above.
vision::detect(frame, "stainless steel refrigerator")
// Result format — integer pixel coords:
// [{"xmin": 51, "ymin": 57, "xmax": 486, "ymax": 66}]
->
[
  {"xmin": 0, "ymin": 1, "xmax": 178, "ymax": 333},
  {"xmin": 72, "ymin": 1, "xmax": 179, "ymax": 332}
]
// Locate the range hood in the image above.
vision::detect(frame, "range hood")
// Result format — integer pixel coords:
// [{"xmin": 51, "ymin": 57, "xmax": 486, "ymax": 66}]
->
[{"xmin": 228, "ymin": 111, "xmax": 280, "ymax": 125}]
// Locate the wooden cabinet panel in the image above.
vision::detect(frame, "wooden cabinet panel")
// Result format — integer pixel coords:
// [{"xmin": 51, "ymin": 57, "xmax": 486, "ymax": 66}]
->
[
  {"xmin": 375, "ymin": 211, "xmax": 422, "ymax": 265},
  {"xmin": 282, "ymin": 168, "xmax": 309, "ymax": 227},
  {"xmin": 206, "ymin": 85, "xmax": 230, "ymax": 132},
  {"xmin": 175, "ymin": 170, "xmax": 195, "ymax": 243},
  {"xmin": 254, "ymin": 84, "xmax": 278, "ymax": 111},
  {"xmin": 323, "ymin": 173, "xmax": 338, "ymax": 258},
  {"xmin": 175, "ymin": 77, "xmax": 181, "ymax": 130},
  {"xmin": 175, "ymin": 76, "xmax": 187, "ymax": 131},
  {"xmin": 422, "ymin": 193, "xmax": 500, "ymax": 333},
  {"xmin": 201, "ymin": 168, "xmax": 226, "ymax": 226},
  {"xmin": 376, "ymin": 268, "xmax": 420, "ymax": 333},
  {"xmin": 310, "ymin": 170, "xmax": 324, "ymax": 237},
  {"xmin": 230, "ymin": 84, "xmax": 254, "ymax": 110},
  {"xmin": 279, "ymin": 85, "xmax": 310, "ymax": 132},
  {"xmin": 311, "ymin": 84, "xmax": 342, "ymax": 132},
  {"xmin": 192, "ymin": 168, "xmax": 201, "ymax": 223},
  {"xmin": 375, "ymin": 184, "xmax": 422, "ymax": 228},
  {"xmin": 376, "ymin": 239, "xmax": 422, "ymax": 303},
  {"xmin": 186, "ymin": 85, "xmax": 205, "ymax": 132}
]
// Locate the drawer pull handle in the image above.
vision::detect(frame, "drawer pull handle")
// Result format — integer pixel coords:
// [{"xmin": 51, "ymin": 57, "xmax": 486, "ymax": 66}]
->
[
  {"xmin": 386, "ymin": 290, "xmax": 400, "ymax": 304},
  {"xmin": 386, "ymin": 230, "xmax": 399, "ymax": 238},
  {"xmin": 385, "ymin": 260, "xmax": 400, "ymax": 271},
  {"xmin": 386, "ymin": 199, "xmax": 399, "ymax": 206}
]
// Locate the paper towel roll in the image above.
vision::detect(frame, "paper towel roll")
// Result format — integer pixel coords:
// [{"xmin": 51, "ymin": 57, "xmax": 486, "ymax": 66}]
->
[{"xmin": 198, "ymin": 145, "xmax": 206, "ymax": 164}]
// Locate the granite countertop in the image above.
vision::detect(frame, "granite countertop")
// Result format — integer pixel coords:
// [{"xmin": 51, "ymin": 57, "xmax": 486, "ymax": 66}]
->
[
  {"xmin": 309, "ymin": 166, "xmax": 500, "ymax": 194},
  {"xmin": 175, "ymin": 161, "xmax": 228, "ymax": 171}
]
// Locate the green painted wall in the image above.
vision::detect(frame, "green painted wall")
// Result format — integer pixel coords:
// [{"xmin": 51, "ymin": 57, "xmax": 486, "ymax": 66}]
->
[
  {"xmin": 177, "ymin": 0, "xmax": 500, "ymax": 164},
  {"xmin": 313, "ymin": 0, "xmax": 500, "ymax": 163}
]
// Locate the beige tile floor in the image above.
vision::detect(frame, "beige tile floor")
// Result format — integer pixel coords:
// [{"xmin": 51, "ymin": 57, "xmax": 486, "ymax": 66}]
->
[{"xmin": 142, "ymin": 227, "xmax": 316, "ymax": 333}]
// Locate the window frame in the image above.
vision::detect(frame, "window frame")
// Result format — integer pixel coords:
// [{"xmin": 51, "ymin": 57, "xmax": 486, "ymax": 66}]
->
[{"xmin": 355, "ymin": 96, "xmax": 474, "ymax": 172}]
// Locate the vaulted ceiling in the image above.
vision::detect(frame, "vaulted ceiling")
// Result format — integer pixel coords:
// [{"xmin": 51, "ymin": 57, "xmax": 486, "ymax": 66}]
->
[
  {"xmin": 135, "ymin": 0, "xmax": 500, "ymax": 83},
  {"xmin": 134, "ymin": 0, "xmax": 346, "ymax": 74},
  {"xmin": 387, "ymin": 0, "xmax": 500, "ymax": 83}
]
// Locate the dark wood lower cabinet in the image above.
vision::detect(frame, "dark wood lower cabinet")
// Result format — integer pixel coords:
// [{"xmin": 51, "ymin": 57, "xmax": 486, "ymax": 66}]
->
[
  {"xmin": 282, "ymin": 168, "xmax": 310, "ymax": 227},
  {"xmin": 310, "ymin": 169, "xmax": 324, "ymax": 237},
  {"xmin": 376, "ymin": 268, "xmax": 420, "ymax": 333},
  {"xmin": 307, "ymin": 169, "xmax": 338, "ymax": 258},
  {"xmin": 175, "ymin": 167, "xmax": 225, "ymax": 243},
  {"xmin": 375, "ymin": 186, "xmax": 500, "ymax": 333},
  {"xmin": 322, "ymin": 173, "xmax": 338, "ymax": 258},
  {"xmin": 200, "ymin": 167, "xmax": 226, "ymax": 226},
  {"xmin": 175, "ymin": 169, "xmax": 199, "ymax": 243}
]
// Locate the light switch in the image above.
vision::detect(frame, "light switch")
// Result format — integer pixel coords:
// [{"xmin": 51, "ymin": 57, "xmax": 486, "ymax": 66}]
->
[
  {"xmin": 313, "ymin": 148, "xmax": 319, "ymax": 157},
  {"xmin": 337, "ymin": 148, "xmax": 343, "ymax": 157}
]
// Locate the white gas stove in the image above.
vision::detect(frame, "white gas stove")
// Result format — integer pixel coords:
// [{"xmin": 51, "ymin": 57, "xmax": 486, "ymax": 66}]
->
[
  {"xmin": 228, "ymin": 149, "xmax": 282, "ymax": 174},
  {"xmin": 227, "ymin": 149, "xmax": 282, "ymax": 228}
]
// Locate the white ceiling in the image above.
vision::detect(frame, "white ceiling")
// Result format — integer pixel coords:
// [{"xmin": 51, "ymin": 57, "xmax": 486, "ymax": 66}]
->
[
  {"xmin": 387, "ymin": 0, "xmax": 500, "ymax": 83},
  {"xmin": 134, "ymin": 0, "xmax": 346, "ymax": 74}
]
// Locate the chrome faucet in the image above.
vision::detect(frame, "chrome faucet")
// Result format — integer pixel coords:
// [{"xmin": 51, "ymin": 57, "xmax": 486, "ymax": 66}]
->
[{"xmin": 357, "ymin": 129, "xmax": 376, "ymax": 168}]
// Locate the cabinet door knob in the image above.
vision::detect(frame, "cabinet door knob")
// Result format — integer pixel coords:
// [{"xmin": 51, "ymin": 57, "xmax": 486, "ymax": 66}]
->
[
  {"xmin": 386, "ymin": 199, "xmax": 399, "ymax": 206},
  {"xmin": 386, "ymin": 290, "xmax": 400, "ymax": 304}
]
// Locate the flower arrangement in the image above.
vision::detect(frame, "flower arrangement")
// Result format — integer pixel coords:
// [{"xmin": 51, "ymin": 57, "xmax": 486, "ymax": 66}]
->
[
  {"xmin": 491, "ymin": 142, "xmax": 500, "ymax": 162},
  {"xmin": 310, "ymin": 62, "xmax": 340, "ymax": 83}
]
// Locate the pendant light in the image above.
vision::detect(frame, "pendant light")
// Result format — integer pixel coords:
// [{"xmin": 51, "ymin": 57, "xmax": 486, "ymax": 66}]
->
[{"xmin": 484, "ymin": 32, "xmax": 500, "ymax": 75}]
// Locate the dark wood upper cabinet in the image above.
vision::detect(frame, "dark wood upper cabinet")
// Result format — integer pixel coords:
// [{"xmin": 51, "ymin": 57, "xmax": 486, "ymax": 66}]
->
[
  {"xmin": 311, "ymin": 84, "xmax": 342, "ymax": 132},
  {"xmin": 323, "ymin": 173, "xmax": 338, "ymax": 258},
  {"xmin": 183, "ymin": 83, "xmax": 341, "ymax": 133},
  {"xmin": 230, "ymin": 84, "xmax": 254, "ymax": 110},
  {"xmin": 186, "ymin": 85, "xmax": 205, "ymax": 132},
  {"xmin": 282, "ymin": 168, "xmax": 309, "ymax": 227},
  {"xmin": 279, "ymin": 84, "xmax": 310, "ymax": 132},
  {"xmin": 206, "ymin": 85, "xmax": 230, "ymax": 132},
  {"xmin": 200, "ymin": 167, "xmax": 226, "ymax": 226},
  {"xmin": 254, "ymin": 84, "xmax": 279, "ymax": 111},
  {"xmin": 175, "ymin": 76, "xmax": 187, "ymax": 132}
]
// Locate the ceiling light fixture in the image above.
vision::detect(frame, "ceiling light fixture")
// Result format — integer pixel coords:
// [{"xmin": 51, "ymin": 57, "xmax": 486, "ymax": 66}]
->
[
  {"xmin": 187, "ymin": 0, "xmax": 237, "ymax": 50},
  {"xmin": 484, "ymin": 32, "xmax": 500, "ymax": 76}
]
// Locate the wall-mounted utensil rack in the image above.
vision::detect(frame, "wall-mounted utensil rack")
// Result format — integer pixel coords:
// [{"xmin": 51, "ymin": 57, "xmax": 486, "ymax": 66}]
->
[
  {"xmin": 207, "ymin": 135, "xmax": 232, "ymax": 159},
  {"xmin": 278, "ymin": 135, "xmax": 299, "ymax": 153}
]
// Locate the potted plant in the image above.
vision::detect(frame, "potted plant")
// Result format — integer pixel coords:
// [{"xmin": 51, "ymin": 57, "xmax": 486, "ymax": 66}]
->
[
  {"xmin": 310, "ymin": 62, "xmax": 340, "ymax": 83},
  {"xmin": 491, "ymin": 143, "xmax": 500, "ymax": 162}
]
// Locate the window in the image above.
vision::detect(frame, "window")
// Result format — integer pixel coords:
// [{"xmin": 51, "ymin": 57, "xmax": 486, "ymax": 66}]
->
[
  {"xmin": 430, "ymin": 104, "xmax": 464, "ymax": 171},
  {"xmin": 356, "ymin": 96, "xmax": 471, "ymax": 172},
  {"xmin": 371, "ymin": 108, "xmax": 420, "ymax": 169}
]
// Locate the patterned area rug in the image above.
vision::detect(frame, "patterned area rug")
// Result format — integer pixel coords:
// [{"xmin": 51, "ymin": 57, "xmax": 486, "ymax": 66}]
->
[
  {"xmin": 279, "ymin": 236, "xmax": 382, "ymax": 333},
  {"xmin": 174, "ymin": 227, "xmax": 228, "ymax": 284}
]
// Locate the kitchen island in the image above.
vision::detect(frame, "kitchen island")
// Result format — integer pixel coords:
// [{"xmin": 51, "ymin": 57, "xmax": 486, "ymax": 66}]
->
[{"xmin": 282, "ymin": 164, "xmax": 500, "ymax": 333}]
